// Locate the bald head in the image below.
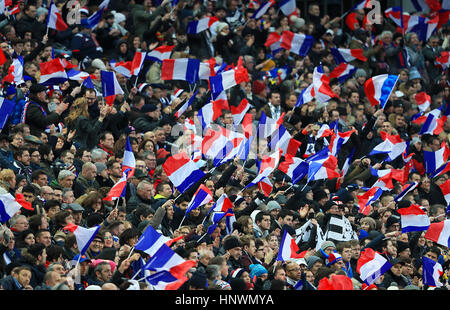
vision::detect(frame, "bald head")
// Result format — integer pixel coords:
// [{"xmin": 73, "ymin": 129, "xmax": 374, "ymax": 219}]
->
[
  {"xmin": 102, "ymin": 283, "xmax": 119, "ymax": 290},
  {"xmin": 81, "ymin": 162, "xmax": 97, "ymax": 181}
]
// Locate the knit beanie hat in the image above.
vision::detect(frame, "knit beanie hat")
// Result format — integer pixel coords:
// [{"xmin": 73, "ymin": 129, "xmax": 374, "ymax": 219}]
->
[
  {"xmin": 249, "ymin": 264, "xmax": 268, "ymax": 279},
  {"xmin": 230, "ymin": 268, "xmax": 246, "ymax": 278},
  {"xmin": 320, "ymin": 240, "xmax": 336, "ymax": 252},
  {"xmin": 223, "ymin": 236, "xmax": 241, "ymax": 251},
  {"xmin": 306, "ymin": 256, "xmax": 323, "ymax": 270},
  {"xmin": 326, "ymin": 252, "xmax": 343, "ymax": 267},
  {"xmin": 267, "ymin": 200, "xmax": 281, "ymax": 212}
]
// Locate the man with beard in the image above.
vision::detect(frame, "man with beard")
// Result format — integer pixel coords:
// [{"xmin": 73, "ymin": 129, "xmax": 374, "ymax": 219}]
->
[{"xmin": 23, "ymin": 84, "xmax": 69, "ymax": 137}]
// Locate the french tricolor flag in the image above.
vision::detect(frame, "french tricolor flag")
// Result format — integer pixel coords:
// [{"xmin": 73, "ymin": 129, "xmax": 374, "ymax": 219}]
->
[
  {"xmin": 351, "ymin": 0, "xmax": 373, "ymax": 10},
  {"xmin": 80, "ymin": 0, "xmax": 109, "ymax": 30},
  {"xmin": 435, "ymin": 51, "xmax": 450, "ymax": 70},
  {"xmin": 67, "ymin": 68, "xmax": 90, "ymax": 81},
  {"xmin": 209, "ymin": 66, "xmax": 249, "ymax": 96},
  {"xmin": 63, "ymin": 223, "xmax": 101, "ymax": 255},
  {"xmin": 423, "ymin": 142, "xmax": 450, "ymax": 174},
  {"xmin": 280, "ymin": 31, "xmax": 314, "ymax": 57},
  {"xmin": 407, "ymin": 14, "xmax": 438, "ymax": 42},
  {"xmin": 39, "ymin": 58, "xmax": 68, "ymax": 86},
  {"xmin": 146, "ymin": 45, "xmax": 174, "ymax": 63},
  {"xmin": 419, "ymin": 109, "xmax": 447, "ymax": 136},
  {"xmin": 438, "ymin": 178, "xmax": 450, "ymax": 206},
  {"xmin": 204, "ymin": 194, "xmax": 234, "ymax": 221},
  {"xmin": 161, "ymin": 58, "xmax": 200, "ymax": 84},
  {"xmin": 187, "ymin": 16, "xmax": 219, "ymax": 34},
  {"xmin": 357, "ymin": 186, "xmax": 384, "ymax": 215},
  {"xmin": 0, "ymin": 0, "xmax": 12, "ymax": 14},
  {"xmin": 422, "ymin": 256, "xmax": 444, "ymax": 288},
  {"xmin": 329, "ymin": 63, "xmax": 357, "ymax": 84},
  {"xmin": 0, "ymin": 193, "xmax": 28, "ymax": 223},
  {"xmin": 397, "ymin": 204, "xmax": 430, "ymax": 233},
  {"xmin": 130, "ymin": 51, "xmax": 146, "ymax": 76},
  {"xmin": 3, "ymin": 56, "xmax": 23, "ymax": 84},
  {"xmin": 415, "ymin": 92, "xmax": 431, "ymax": 113},
  {"xmin": 101, "ymin": 70, "xmax": 124, "ymax": 106},
  {"xmin": 162, "ymin": 152, "xmax": 205, "ymax": 194},
  {"xmin": 103, "ymin": 170, "xmax": 129, "ymax": 201},
  {"xmin": 411, "ymin": 0, "xmax": 441, "ymax": 13},
  {"xmin": 252, "ymin": 0, "xmax": 275, "ymax": 19},
  {"xmin": 306, "ymin": 149, "xmax": 340, "ymax": 182},
  {"xmin": 370, "ymin": 168, "xmax": 394, "ymax": 190},
  {"xmin": 231, "ymin": 98, "xmax": 251, "ymax": 125},
  {"xmin": 245, "ymin": 149, "xmax": 282, "ymax": 191},
  {"xmin": 122, "ymin": 137, "xmax": 136, "ymax": 178},
  {"xmin": 369, "ymin": 131, "xmax": 407, "ymax": 162},
  {"xmin": 328, "ymin": 129, "xmax": 356, "ymax": 157},
  {"xmin": 295, "ymin": 84, "xmax": 315, "ymax": 107},
  {"xmin": 364, "ymin": 74, "xmax": 399, "ymax": 108},
  {"xmin": 278, "ymin": 154, "xmax": 309, "ymax": 185},
  {"xmin": 109, "ymin": 60, "xmax": 132, "ymax": 78},
  {"xmin": 135, "ymin": 224, "xmax": 170, "ymax": 257},
  {"xmin": 174, "ymin": 90, "xmax": 197, "ymax": 119},
  {"xmin": 357, "ymin": 248, "xmax": 392, "ymax": 285},
  {"xmin": 46, "ymin": 0, "xmax": 68, "ymax": 31},
  {"xmin": 424, "ymin": 219, "xmax": 450, "ymax": 248},
  {"xmin": 268, "ymin": 124, "xmax": 302, "ymax": 157},
  {"xmin": 264, "ymin": 32, "xmax": 283, "ymax": 55},
  {"xmin": 144, "ymin": 244, "xmax": 196, "ymax": 290},
  {"xmin": 277, "ymin": 229, "xmax": 305, "ymax": 262},
  {"xmin": 312, "ymin": 65, "xmax": 339, "ymax": 104},
  {"xmin": 197, "ymin": 96, "xmax": 229, "ymax": 131},
  {"xmin": 394, "ymin": 182, "xmax": 419, "ymax": 202},
  {"xmin": 279, "ymin": 0, "xmax": 296, "ymax": 16},
  {"xmin": 430, "ymin": 161, "xmax": 450, "ymax": 179},
  {"xmin": 185, "ymin": 184, "xmax": 213, "ymax": 216},
  {"xmin": 258, "ymin": 110, "xmax": 285, "ymax": 139},
  {"xmin": 330, "ymin": 48, "xmax": 367, "ymax": 64}
]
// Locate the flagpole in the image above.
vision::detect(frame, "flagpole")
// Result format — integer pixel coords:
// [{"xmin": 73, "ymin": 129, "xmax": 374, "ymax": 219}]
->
[
  {"xmin": 177, "ymin": 215, "xmax": 186, "ymax": 229},
  {"xmin": 127, "ymin": 246, "xmax": 135, "ymax": 259},
  {"xmin": 196, "ymin": 232, "xmax": 208, "ymax": 243}
]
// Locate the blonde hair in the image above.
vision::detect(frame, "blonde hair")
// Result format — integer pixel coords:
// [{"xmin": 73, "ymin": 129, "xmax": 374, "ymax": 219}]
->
[
  {"xmin": 0, "ymin": 169, "xmax": 15, "ymax": 183},
  {"xmin": 64, "ymin": 97, "xmax": 90, "ymax": 127}
]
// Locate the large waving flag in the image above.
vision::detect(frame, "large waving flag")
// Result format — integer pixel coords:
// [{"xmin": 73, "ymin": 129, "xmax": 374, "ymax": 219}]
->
[
  {"xmin": 438, "ymin": 178, "xmax": 450, "ymax": 206},
  {"xmin": 162, "ymin": 152, "xmax": 205, "ymax": 194},
  {"xmin": 430, "ymin": 161, "xmax": 450, "ymax": 179},
  {"xmin": 385, "ymin": 7, "xmax": 407, "ymax": 31},
  {"xmin": 419, "ymin": 109, "xmax": 448, "ymax": 136},
  {"xmin": 357, "ymin": 248, "xmax": 392, "ymax": 285},
  {"xmin": 330, "ymin": 48, "xmax": 367, "ymax": 64},
  {"xmin": 144, "ymin": 244, "xmax": 196, "ymax": 290},
  {"xmin": 411, "ymin": 0, "xmax": 441, "ymax": 13},
  {"xmin": 209, "ymin": 66, "xmax": 249, "ymax": 96},
  {"xmin": 122, "ymin": 137, "xmax": 136, "ymax": 178},
  {"xmin": 422, "ymin": 256, "xmax": 444, "ymax": 288},
  {"xmin": 280, "ymin": 31, "xmax": 314, "ymax": 57},
  {"xmin": 295, "ymin": 84, "xmax": 315, "ymax": 108},
  {"xmin": 63, "ymin": 223, "xmax": 101, "ymax": 255},
  {"xmin": 268, "ymin": 124, "xmax": 302, "ymax": 157},
  {"xmin": 364, "ymin": 74, "xmax": 399, "ymax": 108},
  {"xmin": 278, "ymin": 154, "xmax": 307, "ymax": 185},
  {"xmin": 67, "ymin": 68, "xmax": 90, "ymax": 81},
  {"xmin": 306, "ymin": 148, "xmax": 339, "ymax": 182},
  {"xmin": 406, "ymin": 14, "xmax": 439, "ymax": 42},
  {"xmin": 424, "ymin": 219, "xmax": 450, "ymax": 247},
  {"xmin": 435, "ymin": 51, "xmax": 450, "ymax": 70},
  {"xmin": 146, "ymin": 45, "xmax": 175, "ymax": 63},
  {"xmin": 231, "ymin": 98, "xmax": 250, "ymax": 125},
  {"xmin": 258, "ymin": 110, "xmax": 284, "ymax": 138},
  {"xmin": 394, "ymin": 182, "xmax": 419, "ymax": 202},
  {"xmin": 197, "ymin": 97, "xmax": 229, "ymax": 131},
  {"xmin": 135, "ymin": 224, "xmax": 170, "ymax": 256},
  {"xmin": 185, "ymin": 184, "xmax": 213, "ymax": 216},
  {"xmin": 313, "ymin": 65, "xmax": 339, "ymax": 104},
  {"xmin": 245, "ymin": 149, "xmax": 282, "ymax": 192},
  {"xmin": 368, "ymin": 131, "xmax": 407, "ymax": 161},
  {"xmin": 328, "ymin": 129, "xmax": 356, "ymax": 157},
  {"xmin": 161, "ymin": 58, "xmax": 200, "ymax": 84},
  {"xmin": 357, "ymin": 186, "xmax": 384, "ymax": 215},
  {"xmin": 329, "ymin": 63, "xmax": 357, "ymax": 84},
  {"xmin": 103, "ymin": 170, "xmax": 129, "ymax": 201},
  {"xmin": 46, "ymin": 0, "xmax": 68, "ymax": 31},
  {"xmin": 187, "ymin": 16, "xmax": 219, "ymax": 34},
  {"xmin": 277, "ymin": 229, "xmax": 305, "ymax": 262},
  {"xmin": 101, "ymin": 70, "xmax": 124, "ymax": 106},
  {"xmin": 80, "ymin": 0, "xmax": 110, "ymax": 29},
  {"xmin": 397, "ymin": 204, "xmax": 430, "ymax": 233},
  {"xmin": 39, "ymin": 58, "xmax": 68, "ymax": 86},
  {"xmin": 2, "ymin": 55, "xmax": 23, "ymax": 84},
  {"xmin": 423, "ymin": 142, "xmax": 450, "ymax": 174},
  {"xmin": 0, "ymin": 97, "xmax": 16, "ymax": 132},
  {"xmin": 252, "ymin": 0, "xmax": 275, "ymax": 19},
  {"xmin": 264, "ymin": 32, "xmax": 283, "ymax": 55},
  {"xmin": 109, "ymin": 60, "xmax": 132, "ymax": 78}
]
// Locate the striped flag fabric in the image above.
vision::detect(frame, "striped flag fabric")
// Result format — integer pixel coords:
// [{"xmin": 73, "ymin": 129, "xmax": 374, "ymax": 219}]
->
[
  {"xmin": 329, "ymin": 63, "xmax": 357, "ymax": 84},
  {"xmin": 411, "ymin": 0, "xmax": 441, "ymax": 13},
  {"xmin": 161, "ymin": 58, "xmax": 200, "ymax": 84},
  {"xmin": 231, "ymin": 98, "xmax": 251, "ymax": 125},
  {"xmin": 295, "ymin": 84, "xmax": 315, "ymax": 107},
  {"xmin": 277, "ymin": 229, "xmax": 305, "ymax": 262},
  {"xmin": 414, "ymin": 92, "xmax": 431, "ymax": 113},
  {"xmin": 100, "ymin": 70, "xmax": 124, "ymax": 106},
  {"xmin": 324, "ymin": 214, "xmax": 358, "ymax": 242},
  {"xmin": 122, "ymin": 137, "xmax": 136, "ymax": 178},
  {"xmin": 424, "ymin": 219, "xmax": 450, "ymax": 247},
  {"xmin": 330, "ymin": 48, "xmax": 367, "ymax": 64},
  {"xmin": 109, "ymin": 60, "xmax": 132, "ymax": 78},
  {"xmin": 279, "ymin": 0, "xmax": 296, "ymax": 16},
  {"xmin": 435, "ymin": 51, "xmax": 450, "ymax": 70},
  {"xmin": 268, "ymin": 124, "xmax": 302, "ymax": 157},
  {"xmin": 397, "ymin": 204, "xmax": 430, "ymax": 233},
  {"xmin": 252, "ymin": 0, "xmax": 275, "ymax": 19},
  {"xmin": 187, "ymin": 16, "xmax": 219, "ymax": 34},
  {"xmin": 438, "ymin": 178, "xmax": 450, "ymax": 206},
  {"xmin": 185, "ymin": 184, "xmax": 213, "ymax": 216},
  {"xmin": 209, "ymin": 67, "xmax": 249, "ymax": 96},
  {"xmin": 135, "ymin": 224, "xmax": 170, "ymax": 256},
  {"xmin": 46, "ymin": 0, "xmax": 68, "ymax": 31},
  {"xmin": 63, "ymin": 223, "xmax": 101, "ymax": 255},
  {"xmin": 174, "ymin": 90, "xmax": 198, "ymax": 119},
  {"xmin": 278, "ymin": 155, "xmax": 309, "ymax": 185},
  {"xmin": 103, "ymin": 170, "xmax": 130, "ymax": 201},
  {"xmin": 39, "ymin": 58, "xmax": 68, "ymax": 86},
  {"xmin": 0, "ymin": 193, "xmax": 25, "ymax": 223},
  {"xmin": 146, "ymin": 45, "xmax": 175, "ymax": 63},
  {"xmin": 368, "ymin": 131, "xmax": 407, "ymax": 162},
  {"xmin": 130, "ymin": 51, "xmax": 146, "ymax": 76},
  {"xmin": 357, "ymin": 186, "xmax": 384, "ymax": 215},
  {"xmin": 364, "ymin": 74, "xmax": 399, "ymax": 108},
  {"xmin": 280, "ymin": 31, "xmax": 314, "ymax": 57},
  {"xmin": 357, "ymin": 247, "xmax": 392, "ymax": 285},
  {"xmin": 422, "ymin": 256, "xmax": 444, "ymax": 287},
  {"xmin": 423, "ymin": 142, "xmax": 450, "ymax": 174},
  {"xmin": 312, "ymin": 65, "xmax": 339, "ymax": 104},
  {"xmin": 162, "ymin": 152, "xmax": 205, "ymax": 194},
  {"xmin": 66, "ymin": 68, "xmax": 90, "ymax": 81},
  {"xmin": 394, "ymin": 182, "xmax": 419, "ymax": 202},
  {"xmin": 0, "ymin": 97, "xmax": 16, "ymax": 132},
  {"xmin": 80, "ymin": 0, "xmax": 109, "ymax": 29}
]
